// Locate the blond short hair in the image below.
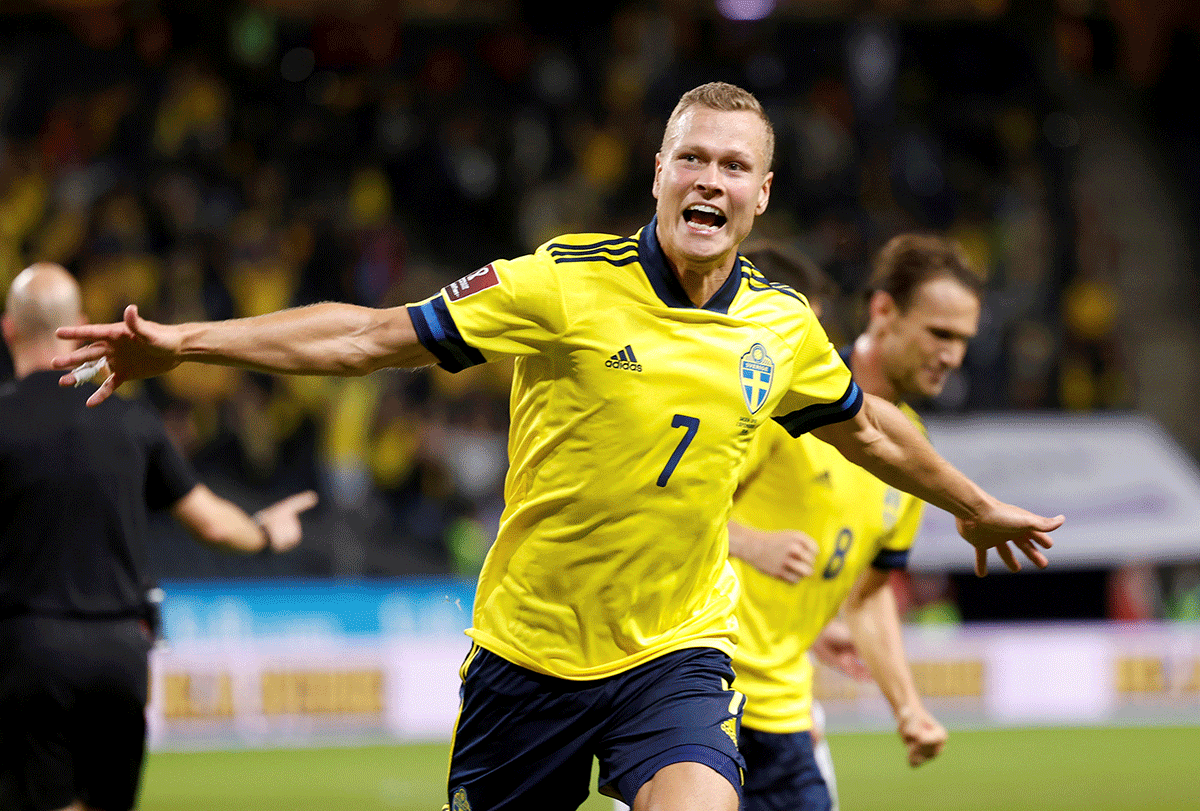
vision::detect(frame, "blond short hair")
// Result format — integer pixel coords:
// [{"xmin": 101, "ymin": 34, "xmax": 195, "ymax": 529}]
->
[{"xmin": 661, "ymin": 82, "xmax": 775, "ymax": 171}]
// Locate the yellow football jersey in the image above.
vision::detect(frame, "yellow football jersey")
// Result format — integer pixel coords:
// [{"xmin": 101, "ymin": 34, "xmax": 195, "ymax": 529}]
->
[
  {"xmin": 407, "ymin": 220, "xmax": 862, "ymax": 679},
  {"xmin": 730, "ymin": 403, "xmax": 925, "ymax": 733}
]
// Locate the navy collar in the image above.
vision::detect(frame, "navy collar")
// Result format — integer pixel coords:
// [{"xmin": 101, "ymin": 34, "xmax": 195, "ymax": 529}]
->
[{"xmin": 638, "ymin": 216, "xmax": 741, "ymax": 314}]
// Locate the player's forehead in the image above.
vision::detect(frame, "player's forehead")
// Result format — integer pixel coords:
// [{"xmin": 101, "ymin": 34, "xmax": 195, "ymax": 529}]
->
[
  {"xmin": 904, "ymin": 276, "xmax": 981, "ymax": 332},
  {"xmin": 662, "ymin": 106, "xmax": 770, "ymax": 164}
]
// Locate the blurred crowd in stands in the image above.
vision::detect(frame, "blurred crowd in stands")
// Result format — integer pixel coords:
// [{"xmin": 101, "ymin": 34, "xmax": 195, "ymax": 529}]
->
[{"xmin": 1, "ymin": 1, "xmax": 1197, "ymax": 622}]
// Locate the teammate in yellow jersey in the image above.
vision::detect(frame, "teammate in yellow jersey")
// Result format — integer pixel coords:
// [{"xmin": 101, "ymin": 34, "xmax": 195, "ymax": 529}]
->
[
  {"xmin": 52, "ymin": 83, "xmax": 1061, "ymax": 811},
  {"xmin": 731, "ymin": 235, "xmax": 983, "ymax": 811}
]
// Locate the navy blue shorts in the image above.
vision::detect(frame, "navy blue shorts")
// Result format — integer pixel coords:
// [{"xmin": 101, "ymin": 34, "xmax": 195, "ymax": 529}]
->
[
  {"xmin": 740, "ymin": 726, "xmax": 831, "ymax": 811},
  {"xmin": 445, "ymin": 645, "xmax": 745, "ymax": 810}
]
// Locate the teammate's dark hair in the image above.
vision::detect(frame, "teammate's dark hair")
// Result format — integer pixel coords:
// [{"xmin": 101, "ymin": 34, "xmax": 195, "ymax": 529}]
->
[{"xmin": 864, "ymin": 234, "xmax": 983, "ymax": 313}]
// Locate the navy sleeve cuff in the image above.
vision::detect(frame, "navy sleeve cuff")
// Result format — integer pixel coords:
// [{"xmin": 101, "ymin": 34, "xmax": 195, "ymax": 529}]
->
[
  {"xmin": 871, "ymin": 548, "xmax": 910, "ymax": 570},
  {"xmin": 407, "ymin": 298, "xmax": 487, "ymax": 373},
  {"xmin": 773, "ymin": 379, "xmax": 864, "ymax": 437}
]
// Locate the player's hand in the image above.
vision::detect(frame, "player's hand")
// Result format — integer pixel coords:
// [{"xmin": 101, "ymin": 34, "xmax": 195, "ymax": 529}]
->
[
  {"xmin": 810, "ymin": 619, "xmax": 872, "ymax": 682},
  {"xmin": 53, "ymin": 305, "xmax": 182, "ymax": 407},
  {"xmin": 728, "ymin": 523, "xmax": 817, "ymax": 583},
  {"xmin": 956, "ymin": 499, "xmax": 1063, "ymax": 577},
  {"xmin": 254, "ymin": 490, "xmax": 319, "ymax": 553},
  {"xmin": 897, "ymin": 706, "xmax": 947, "ymax": 767}
]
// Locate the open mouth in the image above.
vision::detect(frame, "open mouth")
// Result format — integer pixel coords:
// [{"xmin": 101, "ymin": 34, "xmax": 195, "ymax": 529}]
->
[{"xmin": 683, "ymin": 204, "xmax": 727, "ymax": 233}]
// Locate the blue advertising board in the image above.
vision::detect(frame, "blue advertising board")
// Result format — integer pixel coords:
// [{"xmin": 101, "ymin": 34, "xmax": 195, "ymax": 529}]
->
[{"xmin": 157, "ymin": 577, "xmax": 477, "ymax": 641}]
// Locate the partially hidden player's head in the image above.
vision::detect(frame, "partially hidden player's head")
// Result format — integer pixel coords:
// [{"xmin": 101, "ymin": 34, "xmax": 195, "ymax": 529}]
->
[
  {"xmin": 653, "ymin": 82, "xmax": 775, "ymax": 279},
  {"xmin": 740, "ymin": 241, "xmax": 846, "ymax": 342},
  {"xmin": 2, "ymin": 262, "xmax": 85, "ymax": 378},
  {"xmin": 863, "ymin": 234, "xmax": 983, "ymax": 401}
]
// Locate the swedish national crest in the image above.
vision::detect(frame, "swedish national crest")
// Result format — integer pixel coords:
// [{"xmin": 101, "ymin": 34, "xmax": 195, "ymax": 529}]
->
[{"xmin": 740, "ymin": 343, "xmax": 774, "ymax": 414}]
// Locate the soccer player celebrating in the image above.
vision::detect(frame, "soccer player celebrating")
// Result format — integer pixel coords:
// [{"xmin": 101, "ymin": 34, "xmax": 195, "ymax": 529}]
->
[
  {"xmin": 53, "ymin": 84, "xmax": 1060, "ymax": 811},
  {"xmin": 731, "ymin": 235, "xmax": 983, "ymax": 811}
]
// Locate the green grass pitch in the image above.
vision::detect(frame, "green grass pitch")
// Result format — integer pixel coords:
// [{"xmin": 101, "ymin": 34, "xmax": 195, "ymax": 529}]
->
[{"xmin": 139, "ymin": 726, "xmax": 1200, "ymax": 810}]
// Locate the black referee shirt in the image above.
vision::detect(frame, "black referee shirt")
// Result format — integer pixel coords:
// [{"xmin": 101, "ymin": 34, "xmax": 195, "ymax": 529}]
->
[{"xmin": 0, "ymin": 371, "xmax": 197, "ymax": 618}]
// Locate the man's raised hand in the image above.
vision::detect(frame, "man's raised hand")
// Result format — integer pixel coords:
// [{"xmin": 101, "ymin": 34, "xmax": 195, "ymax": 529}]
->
[
  {"xmin": 54, "ymin": 305, "xmax": 181, "ymax": 406},
  {"xmin": 956, "ymin": 500, "xmax": 1063, "ymax": 577}
]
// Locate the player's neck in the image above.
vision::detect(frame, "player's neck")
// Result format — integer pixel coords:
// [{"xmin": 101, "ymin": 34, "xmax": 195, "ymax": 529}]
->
[
  {"xmin": 665, "ymin": 256, "xmax": 735, "ymax": 308},
  {"xmin": 849, "ymin": 332, "xmax": 900, "ymax": 404}
]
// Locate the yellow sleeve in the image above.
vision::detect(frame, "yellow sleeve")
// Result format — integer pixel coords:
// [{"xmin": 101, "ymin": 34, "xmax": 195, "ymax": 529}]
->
[
  {"xmin": 405, "ymin": 249, "xmax": 568, "ymax": 370},
  {"xmin": 771, "ymin": 314, "xmax": 860, "ymax": 436}
]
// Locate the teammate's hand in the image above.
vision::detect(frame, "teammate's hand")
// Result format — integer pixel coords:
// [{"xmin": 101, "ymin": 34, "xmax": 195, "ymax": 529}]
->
[
  {"xmin": 897, "ymin": 706, "xmax": 947, "ymax": 767},
  {"xmin": 53, "ymin": 305, "xmax": 182, "ymax": 407},
  {"xmin": 956, "ymin": 500, "xmax": 1063, "ymax": 577},
  {"xmin": 729, "ymin": 523, "xmax": 817, "ymax": 583},
  {"xmin": 254, "ymin": 490, "xmax": 319, "ymax": 553},
  {"xmin": 810, "ymin": 619, "xmax": 872, "ymax": 682}
]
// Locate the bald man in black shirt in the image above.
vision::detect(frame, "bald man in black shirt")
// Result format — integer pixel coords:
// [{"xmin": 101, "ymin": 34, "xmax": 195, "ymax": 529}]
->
[{"xmin": 0, "ymin": 263, "xmax": 318, "ymax": 811}]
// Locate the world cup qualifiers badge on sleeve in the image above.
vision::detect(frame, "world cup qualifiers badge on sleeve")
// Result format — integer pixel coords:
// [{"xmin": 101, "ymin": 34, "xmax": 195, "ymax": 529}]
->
[{"xmin": 446, "ymin": 265, "xmax": 500, "ymax": 300}]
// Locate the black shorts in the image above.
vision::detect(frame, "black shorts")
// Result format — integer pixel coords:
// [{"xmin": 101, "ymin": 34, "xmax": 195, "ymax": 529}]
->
[
  {"xmin": 0, "ymin": 614, "xmax": 152, "ymax": 811},
  {"xmin": 445, "ymin": 645, "xmax": 745, "ymax": 810}
]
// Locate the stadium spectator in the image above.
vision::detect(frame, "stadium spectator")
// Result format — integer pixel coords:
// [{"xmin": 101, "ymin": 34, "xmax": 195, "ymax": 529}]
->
[
  {"xmin": 53, "ymin": 83, "xmax": 1060, "ymax": 811},
  {"xmin": 0, "ymin": 263, "xmax": 317, "ymax": 811},
  {"xmin": 730, "ymin": 234, "xmax": 983, "ymax": 810}
]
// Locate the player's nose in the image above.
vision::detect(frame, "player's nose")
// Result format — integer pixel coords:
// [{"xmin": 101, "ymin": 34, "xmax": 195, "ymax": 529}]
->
[{"xmin": 694, "ymin": 162, "xmax": 722, "ymax": 192}]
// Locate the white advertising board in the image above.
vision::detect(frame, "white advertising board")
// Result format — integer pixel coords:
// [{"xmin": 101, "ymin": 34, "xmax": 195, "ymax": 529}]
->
[
  {"xmin": 911, "ymin": 413, "xmax": 1200, "ymax": 571},
  {"xmin": 147, "ymin": 622, "xmax": 1200, "ymax": 751}
]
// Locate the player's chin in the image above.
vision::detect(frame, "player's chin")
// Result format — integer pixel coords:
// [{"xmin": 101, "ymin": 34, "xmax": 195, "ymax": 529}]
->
[
  {"xmin": 920, "ymin": 375, "xmax": 949, "ymax": 399},
  {"xmin": 678, "ymin": 226, "xmax": 728, "ymax": 251}
]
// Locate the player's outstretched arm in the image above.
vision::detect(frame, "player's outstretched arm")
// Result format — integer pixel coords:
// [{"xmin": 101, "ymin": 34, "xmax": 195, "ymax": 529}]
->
[
  {"xmin": 811, "ymin": 393, "xmax": 1063, "ymax": 576},
  {"xmin": 727, "ymin": 521, "xmax": 818, "ymax": 583},
  {"xmin": 54, "ymin": 303, "xmax": 437, "ymax": 406},
  {"xmin": 171, "ymin": 485, "xmax": 318, "ymax": 554},
  {"xmin": 843, "ymin": 568, "xmax": 947, "ymax": 767}
]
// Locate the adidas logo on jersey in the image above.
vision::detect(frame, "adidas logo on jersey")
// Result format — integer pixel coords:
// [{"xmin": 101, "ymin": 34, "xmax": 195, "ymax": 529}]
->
[{"xmin": 605, "ymin": 345, "xmax": 642, "ymax": 372}]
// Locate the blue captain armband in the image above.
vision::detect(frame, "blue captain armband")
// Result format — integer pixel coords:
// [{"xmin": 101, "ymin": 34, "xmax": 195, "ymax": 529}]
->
[
  {"xmin": 406, "ymin": 299, "xmax": 487, "ymax": 373},
  {"xmin": 773, "ymin": 380, "xmax": 864, "ymax": 437}
]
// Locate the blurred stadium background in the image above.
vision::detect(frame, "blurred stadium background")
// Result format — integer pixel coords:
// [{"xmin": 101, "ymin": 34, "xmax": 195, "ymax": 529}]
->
[{"xmin": 3, "ymin": 0, "xmax": 1200, "ymax": 808}]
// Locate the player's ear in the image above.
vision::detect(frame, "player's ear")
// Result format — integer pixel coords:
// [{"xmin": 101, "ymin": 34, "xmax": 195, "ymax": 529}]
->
[
  {"xmin": 868, "ymin": 289, "xmax": 898, "ymax": 326},
  {"xmin": 755, "ymin": 171, "xmax": 773, "ymax": 215},
  {"xmin": 651, "ymin": 153, "xmax": 663, "ymax": 199},
  {"xmin": 1, "ymin": 314, "xmax": 13, "ymax": 346}
]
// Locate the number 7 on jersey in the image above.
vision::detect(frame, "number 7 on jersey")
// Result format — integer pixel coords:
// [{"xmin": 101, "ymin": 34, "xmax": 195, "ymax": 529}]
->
[{"xmin": 657, "ymin": 414, "xmax": 700, "ymax": 487}]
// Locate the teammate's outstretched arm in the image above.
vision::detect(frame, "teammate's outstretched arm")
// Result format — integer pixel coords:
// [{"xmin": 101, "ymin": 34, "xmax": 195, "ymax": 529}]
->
[
  {"xmin": 811, "ymin": 393, "xmax": 1063, "ymax": 576},
  {"xmin": 53, "ymin": 303, "xmax": 437, "ymax": 406},
  {"xmin": 842, "ymin": 568, "xmax": 946, "ymax": 767}
]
